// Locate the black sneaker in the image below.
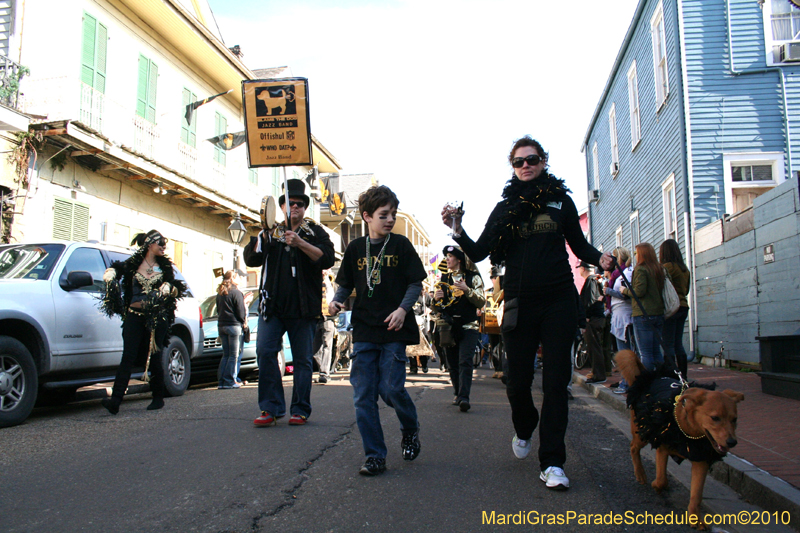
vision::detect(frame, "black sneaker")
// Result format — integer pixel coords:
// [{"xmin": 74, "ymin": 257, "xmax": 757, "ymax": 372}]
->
[
  {"xmin": 401, "ymin": 431, "xmax": 421, "ymax": 461},
  {"xmin": 359, "ymin": 457, "xmax": 386, "ymax": 476},
  {"xmin": 459, "ymin": 400, "xmax": 471, "ymax": 412}
]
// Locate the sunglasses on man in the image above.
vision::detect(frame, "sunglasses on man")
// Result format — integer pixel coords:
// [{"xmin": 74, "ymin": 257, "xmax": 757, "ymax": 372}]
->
[
  {"xmin": 285, "ymin": 200, "xmax": 306, "ymax": 208},
  {"xmin": 511, "ymin": 154, "xmax": 544, "ymax": 168}
]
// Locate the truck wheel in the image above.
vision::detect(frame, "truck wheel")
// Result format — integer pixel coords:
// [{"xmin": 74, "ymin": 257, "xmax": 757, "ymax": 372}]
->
[
  {"xmin": 0, "ymin": 336, "xmax": 38, "ymax": 428},
  {"xmin": 162, "ymin": 336, "xmax": 190, "ymax": 397}
]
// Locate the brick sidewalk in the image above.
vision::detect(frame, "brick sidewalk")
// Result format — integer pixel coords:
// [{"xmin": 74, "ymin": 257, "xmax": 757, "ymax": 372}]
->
[{"xmin": 577, "ymin": 361, "xmax": 800, "ymax": 490}]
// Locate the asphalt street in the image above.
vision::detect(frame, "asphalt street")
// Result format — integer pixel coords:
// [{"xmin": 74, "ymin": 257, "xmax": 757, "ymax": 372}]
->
[{"xmin": 2, "ymin": 365, "xmax": 793, "ymax": 533}]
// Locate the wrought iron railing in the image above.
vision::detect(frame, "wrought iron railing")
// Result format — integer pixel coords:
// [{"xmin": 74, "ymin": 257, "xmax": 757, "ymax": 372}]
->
[{"xmin": 0, "ymin": 55, "xmax": 26, "ymax": 109}]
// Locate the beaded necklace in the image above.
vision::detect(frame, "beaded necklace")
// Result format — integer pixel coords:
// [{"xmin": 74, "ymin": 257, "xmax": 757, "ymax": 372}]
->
[{"xmin": 365, "ymin": 234, "xmax": 391, "ymax": 298}]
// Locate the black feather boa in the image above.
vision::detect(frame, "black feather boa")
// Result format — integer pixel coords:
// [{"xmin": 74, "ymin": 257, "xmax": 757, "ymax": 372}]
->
[
  {"xmin": 100, "ymin": 247, "xmax": 187, "ymax": 340},
  {"xmin": 486, "ymin": 173, "xmax": 571, "ymax": 264}
]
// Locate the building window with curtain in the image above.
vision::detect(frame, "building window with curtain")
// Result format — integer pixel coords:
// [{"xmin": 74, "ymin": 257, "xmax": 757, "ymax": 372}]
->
[
  {"xmin": 628, "ymin": 61, "xmax": 641, "ymax": 149},
  {"xmin": 651, "ymin": 1, "xmax": 669, "ymax": 108}
]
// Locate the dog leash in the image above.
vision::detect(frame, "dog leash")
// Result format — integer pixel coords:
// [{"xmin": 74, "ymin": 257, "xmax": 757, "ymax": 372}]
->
[{"xmin": 611, "ymin": 258, "xmax": 689, "ymax": 392}]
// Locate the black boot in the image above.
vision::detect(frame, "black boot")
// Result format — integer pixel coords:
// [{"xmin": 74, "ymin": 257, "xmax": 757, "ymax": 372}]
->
[
  {"xmin": 101, "ymin": 397, "xmax": 121, "ymax": 415},
  {"xmin": 146, "ymin": 397, "xmax": 165, "ymax": 411}
]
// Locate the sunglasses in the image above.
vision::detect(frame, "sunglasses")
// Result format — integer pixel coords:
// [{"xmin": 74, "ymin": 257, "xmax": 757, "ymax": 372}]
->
[
  {"xmin": 511, "ymin": 154, "xmax": 544, "ymax": 168},
  {"xmin": 158, "ymin": 239, "xmax": 168, "ymax": 247},
  {"xmin": 286, "ymin": 200, "xmax": 306, "ymax": 208}
]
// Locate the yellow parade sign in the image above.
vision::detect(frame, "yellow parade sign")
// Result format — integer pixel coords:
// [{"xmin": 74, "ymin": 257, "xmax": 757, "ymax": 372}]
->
[{"xmin": 242, "ymin": 78, "xmax": 312, "ymax": 167}]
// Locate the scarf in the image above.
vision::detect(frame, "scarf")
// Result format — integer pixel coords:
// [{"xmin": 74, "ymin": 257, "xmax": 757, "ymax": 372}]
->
[{"xmin": 486, "ymin": 173, "xmax": 571, "ymax": 264}]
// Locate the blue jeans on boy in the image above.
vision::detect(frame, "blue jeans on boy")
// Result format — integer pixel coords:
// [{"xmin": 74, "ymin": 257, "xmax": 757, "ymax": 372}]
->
[
  {"xmin": 256, "ymin": 314, "xmax": 316, "ymax": 418},
  {"xmin": 350, "ymin": 341, "xmax": 419, "ymax": 459},
  {"xmin": 632, "ymin": 315, "xmax": 664, "ymax": 372},
  {"xmin": 218, "ymin": 324, "xmax": 242, "ymax": 387}
]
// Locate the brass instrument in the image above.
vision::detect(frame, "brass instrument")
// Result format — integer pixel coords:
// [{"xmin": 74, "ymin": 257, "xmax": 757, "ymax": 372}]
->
[{"xmin": 434, "ymin": 280, "xmax": 462, "ymax": 309}]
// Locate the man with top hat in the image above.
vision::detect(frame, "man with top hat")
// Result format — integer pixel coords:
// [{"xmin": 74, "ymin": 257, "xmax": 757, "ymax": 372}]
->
[
  {"xmin": 243, "ymin": 178, "xmax": 335, "ymax": 427},
  {"xmin": 433, "ymin": 245, "xmax": 485, "ymax": 412}
]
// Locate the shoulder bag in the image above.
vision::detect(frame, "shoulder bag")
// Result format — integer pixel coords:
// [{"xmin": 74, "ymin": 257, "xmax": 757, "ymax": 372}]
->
[{"xmin": 662, "ymin": 268, "xmax": 680, "ymax": 319}]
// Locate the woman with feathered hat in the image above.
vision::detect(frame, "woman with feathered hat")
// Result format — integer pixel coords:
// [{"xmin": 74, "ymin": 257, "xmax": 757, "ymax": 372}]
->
[{"xmin": 99, "ymin": 230, "xmax": 187, "ymax": 414}]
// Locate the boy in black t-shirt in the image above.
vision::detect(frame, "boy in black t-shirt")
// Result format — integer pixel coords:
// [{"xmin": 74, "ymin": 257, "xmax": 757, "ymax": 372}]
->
[{"xmin": 329, "ymin": 185, "xmax": 427, "ymax": 476}]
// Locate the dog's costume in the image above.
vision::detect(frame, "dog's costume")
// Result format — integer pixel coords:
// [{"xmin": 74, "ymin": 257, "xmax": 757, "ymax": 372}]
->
[{"xmin": 626, "ymin": 370, "xmax": 722, "ymax": 465}]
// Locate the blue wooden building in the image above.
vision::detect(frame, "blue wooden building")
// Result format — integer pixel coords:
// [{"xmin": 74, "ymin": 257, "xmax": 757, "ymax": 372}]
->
[{"xmin": 582, "ymin": 0, "xmax": 800, "ymax": 358}]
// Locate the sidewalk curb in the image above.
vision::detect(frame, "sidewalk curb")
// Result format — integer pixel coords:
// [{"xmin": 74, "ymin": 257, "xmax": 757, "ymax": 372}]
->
[{"xmin": 573, "ymin": 371, "xmax": 800, "ymax": 530}]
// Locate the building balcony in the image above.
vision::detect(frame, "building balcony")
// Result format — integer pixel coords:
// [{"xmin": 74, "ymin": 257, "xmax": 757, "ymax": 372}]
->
[{"xmin": 0, "ymin": 54, "xmax": 25, "ymax": 110}]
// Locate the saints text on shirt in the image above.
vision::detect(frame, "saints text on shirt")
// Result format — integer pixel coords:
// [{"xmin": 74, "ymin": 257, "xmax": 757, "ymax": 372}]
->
[{"xmin": 356, "ymin": 255, "xmax": 399, "ymax": 270}]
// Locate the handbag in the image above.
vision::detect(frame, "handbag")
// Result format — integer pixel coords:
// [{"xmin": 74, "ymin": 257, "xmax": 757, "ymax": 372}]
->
[
  {"xmin": 500, "ymin": 297, "xmax": 519, "ymax": 333},
  {"xmin": 242, "ymin": 324, "xmax": 251, "ymax": 343},
  {"xmin": 662, "ymin": 269, "xmax": 680, "ymax": 319},
  {"xmin": 437, "ymin": 323, "xmax": 456, "ymax": 347}
]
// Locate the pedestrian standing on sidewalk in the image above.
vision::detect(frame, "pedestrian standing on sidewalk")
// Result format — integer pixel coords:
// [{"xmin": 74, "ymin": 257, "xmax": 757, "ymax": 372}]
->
[
  {"xmin": 243, "ymin": 179, "xmax": 335, "ymax": 427},
  {"xmin": 622, "ymin": 243, "xmax": 665, "ymax": 372},
  {"xmin": 433, "ymin": 245, "xmax": 485, "ymax": 412},
  {"xmin": 579, "ymin": 262, "xmax": 607, "ymax": 384},
  {"xmin": 100, "ymin": 230, "xmax": 187, "ymax": 414},
  {"xmin": 604, "ymin": 247, "xmax": 635, "ymax": 394},
  {"xmin": 442, "ymin": 136, "xmax": 613, "ymax": 490},
  {"xmin": 329, "ymin": 185, "xmax": 427, "ymax": 476},
  {"xmin": 313, "ymin": 269, "xmax": 337, "ymax": 384},
  {"xmin": 216, "ymin": 269, "xmax": 247, "ymax": 389},
  {"xmin": 659, "ymin": 239, "xmax": 691, "ymax": 378}
]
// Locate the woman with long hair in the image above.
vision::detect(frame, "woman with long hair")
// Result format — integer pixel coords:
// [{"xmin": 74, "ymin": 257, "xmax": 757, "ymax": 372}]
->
[
  {"xmin": 441, "ymin": 136, "xmax": 613, "ymax": 490},
  {"xmin": 433, "ymin": 245, "xmax": 485, "ymax": 412},
  {"xmin": 100, "ymin": 230, "xmax": 187, "ymax": 414},
  {"xmin": 604, "ymin": 246, "xmax": 635, "ymax": 393},
  {"xmin": 659, "ymin": 239, "xmax": 691, "ymax": 377},
  {"xmin": 622, "ymin": 243, "xmax": 665, "ymax": 371},
  {"xmin": 216, "ymin": 269, "xmax": 247, "ymax": 389}
]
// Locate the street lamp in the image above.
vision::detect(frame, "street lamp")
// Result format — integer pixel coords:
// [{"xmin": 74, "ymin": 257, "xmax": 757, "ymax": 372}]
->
[{"xmin": 228, "ymin": 213, "xmax": 247, "ymax": 269}]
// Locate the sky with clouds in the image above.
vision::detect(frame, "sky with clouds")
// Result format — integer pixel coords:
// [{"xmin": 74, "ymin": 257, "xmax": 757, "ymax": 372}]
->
[{"xmin": 207, "ymin": 0, "xmax": 640, "ymax": 259}]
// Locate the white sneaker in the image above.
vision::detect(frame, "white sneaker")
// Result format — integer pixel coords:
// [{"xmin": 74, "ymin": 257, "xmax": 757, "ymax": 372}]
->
[
  {"xmin": 512, "ymin": 435, "xmax": 531, "ymax": 459},
  {"xmin": 540, "ymin": 466, "xmax": 570, "ymax": 490}
]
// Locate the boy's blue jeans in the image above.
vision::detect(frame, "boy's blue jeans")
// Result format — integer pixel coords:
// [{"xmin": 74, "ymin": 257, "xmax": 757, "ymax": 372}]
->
[{"xmin": 350, "ymin": 341, "xmax": 419, "ymax": 459}]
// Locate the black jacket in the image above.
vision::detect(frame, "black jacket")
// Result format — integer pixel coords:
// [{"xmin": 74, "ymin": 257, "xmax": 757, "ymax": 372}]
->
[
  {"xmin": 217, "ymin": 287, "xmax": 247, "ymax": 327},
  {"xmin": 243, "ymin": 220, "xmax": 335, "ymax": 320}
]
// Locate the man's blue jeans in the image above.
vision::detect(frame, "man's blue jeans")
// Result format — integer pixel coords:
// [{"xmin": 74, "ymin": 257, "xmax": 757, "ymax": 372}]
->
[
  {"xmin": 256, "ymin": 315, "xmax": 316, "ymax": 418},
  {"xmin": 350, "ymin": 341, "xmax": 419, "ymax": 459},
  {"xmin": 632, "ymin": 315, "xmax": 664, "ymax": 371}
]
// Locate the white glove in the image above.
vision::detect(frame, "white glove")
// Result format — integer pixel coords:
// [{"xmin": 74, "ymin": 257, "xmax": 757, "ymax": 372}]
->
[
  {"xmin": 159, "ymin": 282, "xmax": 172, "ymax": 296},
  {"xmin": 103, "ymin": 268, "xmax": 116, "ymax": 283}
]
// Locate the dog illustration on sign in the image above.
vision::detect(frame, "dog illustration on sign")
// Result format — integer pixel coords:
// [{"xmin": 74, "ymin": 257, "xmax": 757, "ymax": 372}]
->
[{"xmin": 255, "ymin": 86, "xmax": 296, "ymax": 116}]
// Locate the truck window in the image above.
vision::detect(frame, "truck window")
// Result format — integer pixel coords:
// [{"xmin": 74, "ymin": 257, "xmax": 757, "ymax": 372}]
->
[{"xmin": 60, "ymin": 248, "xmax": 107, "ymax": 292}]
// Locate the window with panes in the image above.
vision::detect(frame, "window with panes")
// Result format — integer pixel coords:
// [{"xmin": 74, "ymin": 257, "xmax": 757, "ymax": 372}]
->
[
  {"xmin": 181, "ymin": 88, "xmax": 197, "ymax": 147},
  {"xmin": 214, "ymin": 112, "xmax": 227, "ymax": 166}
]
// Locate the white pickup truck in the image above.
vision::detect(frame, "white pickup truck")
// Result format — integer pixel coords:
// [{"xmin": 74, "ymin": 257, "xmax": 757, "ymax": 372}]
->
[{"xmin": 0, "ymin": 241, "xmax": 203, "ymax": 427}]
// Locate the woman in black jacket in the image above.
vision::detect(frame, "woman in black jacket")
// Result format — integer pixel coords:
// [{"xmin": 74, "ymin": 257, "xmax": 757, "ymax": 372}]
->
[
  {"xmin": 216, "ymin": 269, "xmax": 247, "ymax": 389},
  {"xmin": 442, "ymin": 136, "xmax": 612, "ymax": 490},
  {"xmin": 100, "ymin": 230, "xmax": 186, "ymax": 414}
]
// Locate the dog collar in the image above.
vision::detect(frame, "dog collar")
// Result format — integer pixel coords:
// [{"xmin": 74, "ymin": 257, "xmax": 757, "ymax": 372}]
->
[{"xmin": 673, "ymin": 396, "xmax": 705, "ymax": 440}]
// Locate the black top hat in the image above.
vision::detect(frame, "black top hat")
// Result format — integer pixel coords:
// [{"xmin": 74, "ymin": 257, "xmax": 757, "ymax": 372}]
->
[
  {"xmin": 280, "ymin": 179, "xmax": 310, "ymax": 207},
  {"xmin": 442, "ymin": 245, "xmax": 466, "ymax": 265}
]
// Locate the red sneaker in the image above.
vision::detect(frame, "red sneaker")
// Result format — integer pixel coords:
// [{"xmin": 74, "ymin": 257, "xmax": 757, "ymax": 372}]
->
[
  {"xmin": 288, "ymin": 414, "xmax": 307, "ymax": 425},
  {"xmin": 254, "ymin": 411, "xmax": 276, "ymax": 427}
]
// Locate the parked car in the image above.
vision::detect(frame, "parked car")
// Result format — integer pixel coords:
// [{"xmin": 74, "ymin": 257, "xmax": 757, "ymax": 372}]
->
[
  {"xmin": 0, "ymin": 241, "xmax": 204, "ymax": 428},
  {"xmin": 197, "ymin": 288, "xmax": 293, "ymax": 381},
  {"xmin": 333, "ymin": 310, "xmax": 352, "ymax": 372}
]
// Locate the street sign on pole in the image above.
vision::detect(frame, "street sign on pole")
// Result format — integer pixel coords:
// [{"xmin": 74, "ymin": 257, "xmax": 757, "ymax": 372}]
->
[{"xmin": 242, "ymin": 78, "xmax": 312, "ymax": 168}]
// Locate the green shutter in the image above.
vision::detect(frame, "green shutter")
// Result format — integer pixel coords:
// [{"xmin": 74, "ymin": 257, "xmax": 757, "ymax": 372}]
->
[
  {"xmin": 213, "ymin": 112, "xmax": 221, "ymax": 164},
  {"xmin": 53, "ymin": 198, "xmax": 73, "ymax": 240},
  {"xmin": 52, "ymin": 198, "xmax": 90, "ymax": 240},
  {"xmin": 81, "ymin": 13, "xmax": 96, "ymax": 87},
  {"xmin": 72, "ymin": 204, "xmax": 90, "ymax": 241},
  {"xmin": 180, "ymin": 88, "xmax": 190, "ymax": 144},
  {"xmin": 136, "ymin": 55, "xmax": 148, "ymax": 119},
  {"xmin": 219, "ymin": 115, "xmax": 227, "ymax": 166},
  {"xmin": 95, "ymin": 23, "xmax": 107, "ymax": 93},
  {"xmin": 146, "ymin": 60, "xmax": 158, "ymax": 123}
]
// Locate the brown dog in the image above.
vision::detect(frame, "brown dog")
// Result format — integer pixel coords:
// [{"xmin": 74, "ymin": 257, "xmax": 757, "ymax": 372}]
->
[{"xmin": 615, "ymin": 350, "xmax": 744, "ymax": 530}]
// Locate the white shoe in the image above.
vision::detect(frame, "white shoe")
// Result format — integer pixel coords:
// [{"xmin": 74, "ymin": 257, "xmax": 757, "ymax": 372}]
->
[
  {"xmin": 512, "ymin": 435, "xmax": 531, "ymax": 459},
  {"xmin": 540, "ymin": 466, "xmax": 570, "ymax": 490}
]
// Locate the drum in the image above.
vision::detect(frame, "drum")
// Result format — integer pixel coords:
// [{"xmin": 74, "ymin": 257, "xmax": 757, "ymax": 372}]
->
[
  {"xmin": 260, "ymin": 195, "xmax": 277, "ymax": 230},
  {"xmin": 480, "ymin": 309, "xmax": 501, "ymax": 335}
]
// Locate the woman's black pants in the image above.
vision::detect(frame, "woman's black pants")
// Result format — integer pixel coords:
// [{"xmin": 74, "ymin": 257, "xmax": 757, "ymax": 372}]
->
[
  {"xmin": 111, "ymin": 312, "xmax": 168, "ymax": 401},
  {"xmin": 503, "ymin": 291, "xmax": 576, "ymax": 470}
]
